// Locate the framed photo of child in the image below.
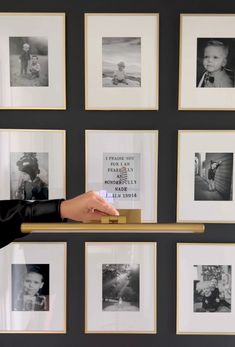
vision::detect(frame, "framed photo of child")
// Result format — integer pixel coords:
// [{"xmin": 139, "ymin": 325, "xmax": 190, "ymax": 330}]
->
[
  {"xmin": 177, "ymin": 243, "xmax": 235, "ymax": 335},
  {"xmin": 85, "ymin": 242, "xmax": 157, "ymax": 333},
  {"xmin": 0, "ymin": 129, "xmax": 66, "ymax": 200},
  {"xmin": 179, "ymin": 14, "xmax": 235, "ymax": 110},
  {"xmin": 0, "ymin": 242, "xmax": 67, "ymax": 333},
  {"xmin": 0, "ymin": 13, "xmax": 66, "ymax": 109},
  {"xmin": 177, "ymin": 130, "xmax": 235, "ymax": 223},
  {"xmin": 85, "ymin": 130, "xmax": 158, "ymax": 223},
  {"xmin": 85, "ymin": 13, "xmax": 159, "ymax": 110}
]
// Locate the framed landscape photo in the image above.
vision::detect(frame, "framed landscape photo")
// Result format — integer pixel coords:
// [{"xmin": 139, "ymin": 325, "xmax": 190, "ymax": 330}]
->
[
  {"xmin": 0, "ymin": 13, "xmax": 66, "ymax": 109},
  {"xmin": 0, "ymin": 129, "xmax": 66, "ymax": 200},
  {"xmin": 85, "ymin": 130, "xmax": 158, "ymax": 222},
  {"xmin": 0, "ymin": 242, "xmax": 67, "ymax": 333},
  {"xmin": 177, "ymin": 243, "xmax": 235, "ymax": 335},
  {"xmin": 177, "ymin": 130, "xmax": 235, "ymax": 223},
  {"xmin": 85, "ymin": 13, "xmax": 159, "ymax": 110},
  {"xmin": 179, "ymin": 14, "xmax": 235, "ymax": 110},
  {"xmin": 85, "ymin": 242, "xmax": 157, "ymax": 333}
]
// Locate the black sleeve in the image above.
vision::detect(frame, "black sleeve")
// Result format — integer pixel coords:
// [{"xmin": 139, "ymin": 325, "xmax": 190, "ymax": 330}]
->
[{"xmin": 0, "ymin": 200, "xmax": 63, "ymax": 249}]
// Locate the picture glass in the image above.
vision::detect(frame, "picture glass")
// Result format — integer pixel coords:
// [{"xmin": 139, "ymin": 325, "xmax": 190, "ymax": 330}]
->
[
  {"xmin": 179, "ymin": 15, "xmax": 235, "ymax": 110},
  {"xmin": 0, "ymin": 130, "xmax": 66, "ymax": 200},
  {"xmin": 177, "ymin": 131, "xmax": 235, "ymax": 222},
  {"xmin": 177, "ymin": 244, "xmax": 235, "ymax": 334},
  {"xmin": 0, "ymin": 242, "xmax": 66, "ymax": 333},
  {"xmin": 86, "ymin": 242, "xmax": 156, "ymax": 333},
  {"xmin": 85, "ymin": 14, "xmax": 158, "ymax": 110},
  {"xmin": 86, "ymin": 130, "xmax": 158, "ymax": 222}
]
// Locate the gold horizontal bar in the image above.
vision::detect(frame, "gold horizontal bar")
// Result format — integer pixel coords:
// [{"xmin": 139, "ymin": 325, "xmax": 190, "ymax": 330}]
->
[{"xmin": 21, "ymin": 223, "xmax": 205, "ymax": 233}]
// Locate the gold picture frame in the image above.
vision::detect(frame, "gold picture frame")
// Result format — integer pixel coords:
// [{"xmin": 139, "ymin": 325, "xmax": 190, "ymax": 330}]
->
[
  {"xmin": 85, "ymin": 242, "xmax": 157, "ymax": 334},
  {"xmin": 179, "ymin": 14, "xmax": 235, "ymax": 111},
  {"xmin": 177, "ymin": 130, "xmax": 235, "ymax": 223},
  {"xmin": 0, "ymin": 128, "xmax": 66, "ymax": 200},
  {"xmin": 177, "ymin": 243, "xmax": 234, "ymax": 335},
  {"xmin": 0, "ymin": 12, "xmax": 66, "ymax": 109},
  {"xmin": 0, "ymin": 242, "xmax": 67, "ymax": 333},
  {"xmin": 85, "ymin": 129, "xmax": 158, "ymax": 223},
  {"xmin": 85, "ymin": 13, "xmax": 159, "ymax": 110}
]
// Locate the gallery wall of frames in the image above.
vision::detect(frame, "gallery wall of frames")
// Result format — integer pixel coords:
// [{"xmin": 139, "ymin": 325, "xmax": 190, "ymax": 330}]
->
[{"xmin": 2, "ymin": 0, "xmax": 235, "ymax": 346}]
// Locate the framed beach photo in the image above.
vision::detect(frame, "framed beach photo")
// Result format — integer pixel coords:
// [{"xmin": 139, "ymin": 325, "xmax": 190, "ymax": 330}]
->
[
  {"xmin": 85, "ymin": 242, "xmax": 157, "ymax": 334},
  {"xmin": 0, "ymin": 129, "xmax": 66, "ymax": 200},
  {"xmin": 179, "ymin": 14, "xmax": 235, "ymax": 110},
  {"xmin": 85, "ymin": 13, "xmax": 159, "ymax": 110},
  {"xmin": 0, "ymin": 242, "xmax": 67, "ymax": 333},
  {"xmin": 0, "ymin": 13, "xmax": 66, "ymax": 109},
  {"xmin": 177, "ymin": 243, "xmax": 235, "ymax": 335},
  {"xmin": 177, "ymin": 130, "xmax": 235, "ymax": 223},
  {"xmin": 85, "ymin": 130, "xmax": 158, "ymax": 222}
]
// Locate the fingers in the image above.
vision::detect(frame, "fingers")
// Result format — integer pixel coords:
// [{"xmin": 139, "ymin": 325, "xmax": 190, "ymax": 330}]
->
[{"xmin": 90, "ymin": 194, "xmax": 119, "ymax": 216}]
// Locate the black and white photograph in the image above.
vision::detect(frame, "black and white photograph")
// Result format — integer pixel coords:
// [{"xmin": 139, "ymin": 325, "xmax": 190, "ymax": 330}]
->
[
  {"xmin": 194, "ymin": 152, "xmax": 233, "ymax": 201},
  {"xmin": 197, "ymin": 38, "xmax": 235, "ymax": 88},
  {"xmin": 10, "ymin": 152, "xmax": 49, "ymax": 200},
  {"xmin": 12, "ymin": 264, "xmax": 49, "ymax": 311},
  {"xmin": 193, "ymin": 265, "xmax": 231, "ymax": 313},
  {"xmin": 102, "ymin": 37, "xmax": 141, "ymax": 88},
  {"xmin": 9, "ymin": 36, "xmax": 48, "ymax": 87},
  {"xmin": 102, "ymin": 264, "xmax": 140, "ymax": 311}
]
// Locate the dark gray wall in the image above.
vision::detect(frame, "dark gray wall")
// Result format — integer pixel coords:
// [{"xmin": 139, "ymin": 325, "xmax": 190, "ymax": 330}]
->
[{"xmin": 1, "ymin": 0, "xmax": 235, "ymax": 346}]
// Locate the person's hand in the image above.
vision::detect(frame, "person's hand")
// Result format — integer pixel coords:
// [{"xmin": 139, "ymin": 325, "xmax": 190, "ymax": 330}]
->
[{"xmin": 60, "ymin": 191, "xmax": 119, "ymax": 222}]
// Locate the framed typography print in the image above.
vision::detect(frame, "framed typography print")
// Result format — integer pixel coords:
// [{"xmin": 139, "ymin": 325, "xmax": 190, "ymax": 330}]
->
[
  {"xmin": 177, "ymin": 130, "xmax": 235, "ymax": 223},
  {"xmin": 0, "ymin": 129, "xmax": 66, "ymax": 200},
  {"xmin": 85, "ymin": 130, "xmax": 158, "ymax": 222},
  {"xmin": 177, "ymin": 243, "xmax": 235, "ymax": 335},
  {"xmin": 0, "ymin": 242, "xmax": 67, "ymax": 333},
  {"xmin": 85, "ymin": 13, "xmax": 159, "ymax": 110},
  {"xmin": 0, "ymin": 13, "xmax": 66, "ymax": 109},
  {"xmin": 179, "ymin": 14, "xmax": 235, "ymax": 110},
  {"xmin": 85, "ymin": 242, "xmax": 157, "ymax": 333}
]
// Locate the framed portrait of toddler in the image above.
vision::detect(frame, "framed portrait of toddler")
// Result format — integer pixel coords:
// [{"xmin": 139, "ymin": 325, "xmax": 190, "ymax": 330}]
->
[
  {"xmin": 177, "ymin": 243, "xmax": 234, "ymax": 335},
  {"xmin": 0, "ymin": 242, "xmax": 67, "ymax": 333},
  {"xmin": 85, "ymin": 13, "xmax": 159, "ymax": 110},
  {"xmin": 179, "ymin": 14, "xmax": 235, "ymax": 110}
]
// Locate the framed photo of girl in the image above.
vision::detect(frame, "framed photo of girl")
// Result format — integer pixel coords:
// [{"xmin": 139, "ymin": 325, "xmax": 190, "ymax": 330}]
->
[
  {"xmin": 0, "ymin": 242, "xmax": 67, "ymax": 333},
  {"xmin": 85, "ymin": 242, "xmax": 157, "ymax": 333},
  {"xmin": 179, "ymin": 14, "xmax": 235, "ymax": 110},
  {"xmin": 85, "ymin": 13, "xmax": 159, "ymax": 110},
  {"xmin": 0, "ymin": 13, "xmax": 66, "ymax": 109},
  {"xmin": 0, "ymin": 129, "xmax": 66, "ymax": 200},
  {"xmin": 177, "ymin": 243, "xmax": 234, "ymax": 335},
  {"xmin": 177, "ymin": 130, "xmax": 235, "ymax": 223},
  {"xmin": 85, "ymin": 130, "xmax": 158, "ymax": 223}
]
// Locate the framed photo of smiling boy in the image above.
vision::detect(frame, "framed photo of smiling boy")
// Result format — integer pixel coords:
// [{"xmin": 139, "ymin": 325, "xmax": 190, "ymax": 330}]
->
[
  {"xmin": 85, "ymin": 130, "xmax": 158, "ymax": 223},
  {"xmin": 0, "ymin": 242, "xmax": 67, "ymax": 333},
  {"xmin": 179, "ymin": 14, "xmax": 235, "ymax": 110}
]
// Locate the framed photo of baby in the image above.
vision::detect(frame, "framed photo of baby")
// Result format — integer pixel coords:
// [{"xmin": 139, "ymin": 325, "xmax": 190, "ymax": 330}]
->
[
  {"xmin": 177, "ymin": 243, "xmax": 235, "ymax": 335},
  {"xmin": 179, "ymin": 14, "xmax": 235, "ymax": 110},
  {"xmin": 177, "ymin": 130, "xmax": 235, "ymax": 223},
  {"xmin": 0, "ymin": 13, "xmax": 66, "ymax": 109},
  {"xmin": 85, "ymin": 13, "xmax": 159, "ymax": 110}
]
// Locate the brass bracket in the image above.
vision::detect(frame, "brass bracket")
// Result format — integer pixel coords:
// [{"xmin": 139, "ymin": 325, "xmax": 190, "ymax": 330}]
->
[{"xmin": 101, "ymin": 209, "xmax": 141, "ymax": 224}]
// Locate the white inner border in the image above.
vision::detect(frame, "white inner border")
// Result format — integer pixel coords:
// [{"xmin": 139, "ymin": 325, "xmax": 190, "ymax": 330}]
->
[
  {"xmin": 85, "ymin": 242, "xmax": 156, "ymax": 333},
  {"xmin": 86, "ymin": 130, "xmax": 158, "ymax": 222},
  {"xmin": 177, "ymin": 130, "xmax": 235, "ymax": 222},
  {"xmin": 85, "ymin": 14, "xmax": 158, "ymax": 110},
  {"xmin": 179, "ymin": 14, "xmax": 235, "ymax": 110},
  {"xmin": 177, "ymin": 243, "xmax": 235, "ymax": 334}
]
